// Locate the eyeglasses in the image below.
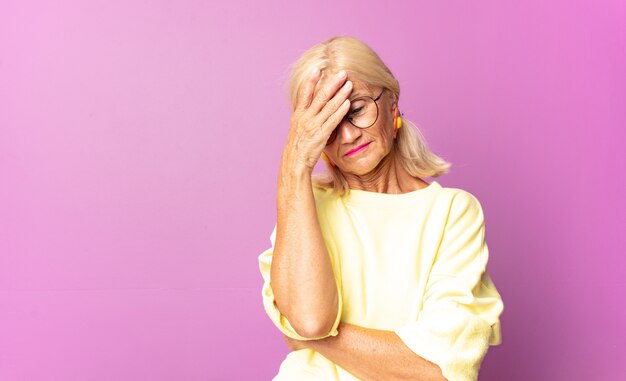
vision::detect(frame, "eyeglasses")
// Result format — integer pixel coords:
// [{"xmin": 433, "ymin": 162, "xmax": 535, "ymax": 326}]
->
[{"xmin": 326, "ymin": 88, "xmax": 385, "ymax": 145}]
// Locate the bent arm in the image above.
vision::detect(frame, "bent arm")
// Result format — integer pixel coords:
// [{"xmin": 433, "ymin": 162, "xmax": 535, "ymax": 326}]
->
[
  {"xmin": 271, "ymin": 164, "xmax": 339, "ymax": 338},
  {"xmin": 270, "ymin": 68, "xmax": 351, "ymax": 339},
  {"xmin": 285, "ymin": 322, "xmax": 446, "ymax": 381}
]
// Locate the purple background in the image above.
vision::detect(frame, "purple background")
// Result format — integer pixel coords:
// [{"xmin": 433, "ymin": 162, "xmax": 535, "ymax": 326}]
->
[{"xmin": 1, "ymin": 1, "xmax": 624, "ymax": 380}]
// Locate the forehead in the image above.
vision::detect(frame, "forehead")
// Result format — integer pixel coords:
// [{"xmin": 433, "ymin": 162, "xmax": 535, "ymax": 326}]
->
[{"xmin": 349, "ymin": 81, "xmax": 381, "ymax": 99}]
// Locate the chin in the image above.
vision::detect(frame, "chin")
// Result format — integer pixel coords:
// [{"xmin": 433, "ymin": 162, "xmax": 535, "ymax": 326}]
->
[{"xmin": 340, "ymin": 156, "xmax": 383, "ymax": 176}]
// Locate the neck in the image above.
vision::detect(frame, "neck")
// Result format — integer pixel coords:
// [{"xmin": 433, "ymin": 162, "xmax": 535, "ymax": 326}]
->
[{"xmin": 343, "ymin": 148, "xmax": 422, "ymax": 194}]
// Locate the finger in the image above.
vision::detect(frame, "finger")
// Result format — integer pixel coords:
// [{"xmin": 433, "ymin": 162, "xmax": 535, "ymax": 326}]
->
[
  {"xmin": 294, "ymin": 67, "xmax": 320, "ymax": 112},
  {"xmin": 320, "ymin": 98, "xmax": 351, "ymax": 136},
  {"xmin": 315, "ymin": 80, "xmax": 353, "ymax": 127},
  {"xmin": 309, "ymin": 70, "xmax": 348, "ymax": 114}
]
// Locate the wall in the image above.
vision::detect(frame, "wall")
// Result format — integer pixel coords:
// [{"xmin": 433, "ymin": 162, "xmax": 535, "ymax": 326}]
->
[{"xmin": 1, "ymin": 0, "xmax": 624, "ymax": 380}]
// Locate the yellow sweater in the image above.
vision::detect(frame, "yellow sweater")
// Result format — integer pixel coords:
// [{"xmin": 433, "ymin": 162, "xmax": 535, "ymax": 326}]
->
[{"xmin": 258, "ymin": 181, "xmax": 503, "ymax": 381}]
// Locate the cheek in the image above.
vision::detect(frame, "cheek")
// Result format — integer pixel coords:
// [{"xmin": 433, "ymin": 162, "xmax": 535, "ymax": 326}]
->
[{"xmin": 377, "ymin": 118, "xmax": 395, "ymax": 145}]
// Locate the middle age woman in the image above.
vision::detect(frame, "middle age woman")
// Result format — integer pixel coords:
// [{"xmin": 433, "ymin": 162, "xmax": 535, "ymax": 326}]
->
[{"xmin": 259, "ymin": 36, "xmax": 503, "ymax": 381}]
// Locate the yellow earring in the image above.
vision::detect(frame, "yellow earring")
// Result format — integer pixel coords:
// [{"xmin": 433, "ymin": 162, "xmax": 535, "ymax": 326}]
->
[
  {"xmin": 393, "ymin": 110, "xmax": 403, "ymax": 139},
  {"xmin": 321, "ymin": 152, "xmax": 336, "ymax": 168},
  {"xmin": 394, "ymin": 109, "xmax": 403, "ymax": 129},
  {"xmin": 396, "ymin": 115, "xmax": 403, "ymax": 129}
]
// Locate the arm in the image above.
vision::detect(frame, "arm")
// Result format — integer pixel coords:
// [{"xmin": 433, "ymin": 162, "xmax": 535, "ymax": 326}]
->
[
  {"xmin": 284, "ymin": 322, "xmax": 446, "ymax": 381},
  {"xmin": 271, "ymin": 68, "xmax": 353, "ymax": 338},
  {"xmin": 392, "ymin": 192, "xmax": 503, "ymax": 381}
]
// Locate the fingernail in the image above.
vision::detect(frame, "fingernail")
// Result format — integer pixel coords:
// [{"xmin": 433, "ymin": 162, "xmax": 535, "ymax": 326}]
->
[
  {"xmin": 310, "ymin": 67, "xmax": 319, "ymax": 76},
  {"xmin": 336, "ymin": 70, "xmax": 346, "ymax": 78}
]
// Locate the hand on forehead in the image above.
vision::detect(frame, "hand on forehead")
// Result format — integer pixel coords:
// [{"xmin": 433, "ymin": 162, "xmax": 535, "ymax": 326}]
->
[{"xmin": 314, "ymin": 71, "xmax": 377, "ymax": 100}]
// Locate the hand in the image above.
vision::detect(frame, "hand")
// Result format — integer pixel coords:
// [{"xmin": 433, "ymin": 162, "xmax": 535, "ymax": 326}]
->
[
  {"xmin": 283, "ymin": 334, "xmax": 308, "ymax": 351},
  {"xmin": 282, "ymin": 68, "xmax": 353, "ymax": 172}
]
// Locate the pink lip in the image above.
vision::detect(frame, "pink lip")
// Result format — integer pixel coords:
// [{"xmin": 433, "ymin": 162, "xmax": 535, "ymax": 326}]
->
[{"xmin": 345, "ymin": 142, "xmax": 371, "ymax": 157}]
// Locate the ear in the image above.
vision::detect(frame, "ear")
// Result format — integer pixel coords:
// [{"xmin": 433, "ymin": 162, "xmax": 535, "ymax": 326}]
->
[{"xmin": 390, "ymin": 97, "xmax": 399, "ymax": 113}]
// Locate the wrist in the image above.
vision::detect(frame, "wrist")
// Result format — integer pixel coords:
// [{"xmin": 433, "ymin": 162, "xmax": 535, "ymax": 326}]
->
[
  {"xmin": 279, "ymin": 152, "xmax": 315, "ymax": 178},
  {"xmin": 278, "ymin": 164, "xmax": 312, "ymax": 191}
]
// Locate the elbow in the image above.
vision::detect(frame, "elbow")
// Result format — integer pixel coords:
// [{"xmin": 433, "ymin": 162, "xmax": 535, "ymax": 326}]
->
[
  {"xmin": 284, "ymin": 293, "xmax": 340, "ymax": 339},
  {"xmin": 293, "ymin": 324, "xmax": 330, "ymax": 339},
  {"xmin": 293, "ymin": 319, "xmax": 335, "ymax": 339},
  {"xmin": 275, "ymin": 303, "xmax": 337, "ymax": 339}
]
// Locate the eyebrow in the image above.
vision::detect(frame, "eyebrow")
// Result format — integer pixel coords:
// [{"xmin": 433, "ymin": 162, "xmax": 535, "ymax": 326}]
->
[
  {"xmin": 348, "ymin": 85, "xmax": 381, "ymax": 101},
  {"xmin": 349, "ymin": 91, "xmax": 368, "ymax": 101}
]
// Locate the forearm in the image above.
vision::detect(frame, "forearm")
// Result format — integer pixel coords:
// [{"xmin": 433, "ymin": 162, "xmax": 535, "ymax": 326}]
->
[
  {"xmin": 271, "ymin": 162, "xmax": 338, "ymax": 338},
  {"xmin": 293, "ymin": 322, "xmax": 445, "ymax": 381}
]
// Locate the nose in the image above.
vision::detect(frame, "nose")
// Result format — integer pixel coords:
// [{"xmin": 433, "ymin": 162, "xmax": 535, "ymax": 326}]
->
[{"xmin": 336, "ymin": 118, "xmax": 362, "ymax": 144}]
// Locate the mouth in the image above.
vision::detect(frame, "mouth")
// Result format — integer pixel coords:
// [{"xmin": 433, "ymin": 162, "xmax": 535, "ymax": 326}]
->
[{"xmin": 345, "ymin": 142, "xmax": 371, "ymax": 157}]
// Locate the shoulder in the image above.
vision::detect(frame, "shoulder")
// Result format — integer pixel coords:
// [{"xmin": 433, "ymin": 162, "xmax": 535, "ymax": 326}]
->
[
  {"xmin": 436, "ymin": 185, "xmax": 485, "ymax": 222},
  {"xmin": 437, "ymin": 183, "xmax": 483, "ymax": 206}
]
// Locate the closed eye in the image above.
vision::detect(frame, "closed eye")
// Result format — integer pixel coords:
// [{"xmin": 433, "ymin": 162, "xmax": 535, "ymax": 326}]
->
[{"xmin": 349, "ymin": 106, "xmax": 365, "ymax": 116}]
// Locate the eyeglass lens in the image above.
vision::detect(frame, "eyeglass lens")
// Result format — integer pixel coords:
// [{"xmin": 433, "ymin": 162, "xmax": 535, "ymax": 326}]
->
[{"xmin": 326, "ymin": 96, "xmax": 379, "ymax": 145}]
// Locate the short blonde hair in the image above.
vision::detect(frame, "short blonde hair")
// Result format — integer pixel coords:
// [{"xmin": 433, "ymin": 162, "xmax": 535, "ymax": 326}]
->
[{"xmin": 288, "ymin": 36, "xmax": 451, "ymax": 194}]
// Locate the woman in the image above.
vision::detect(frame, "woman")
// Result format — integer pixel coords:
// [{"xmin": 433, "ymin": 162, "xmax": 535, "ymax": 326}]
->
[{"xmin": 258, "ymin": 36, "xmax": 503, "ymax": 381}]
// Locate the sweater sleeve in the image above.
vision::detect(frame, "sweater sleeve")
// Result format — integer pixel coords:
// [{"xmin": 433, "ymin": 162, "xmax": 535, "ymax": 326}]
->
[
  {"xmin": 258, "ymin": 225, "xmax": 343, "ymax": 341},
  {"xmin": 394, "ymin": 191, "xmax": 504, "ymax": 381}
]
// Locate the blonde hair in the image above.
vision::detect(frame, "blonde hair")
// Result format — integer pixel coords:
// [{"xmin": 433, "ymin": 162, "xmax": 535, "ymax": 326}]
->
[{"xmin": 288, "ymin": 36, "xmax": 451, "ymax": 194}]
